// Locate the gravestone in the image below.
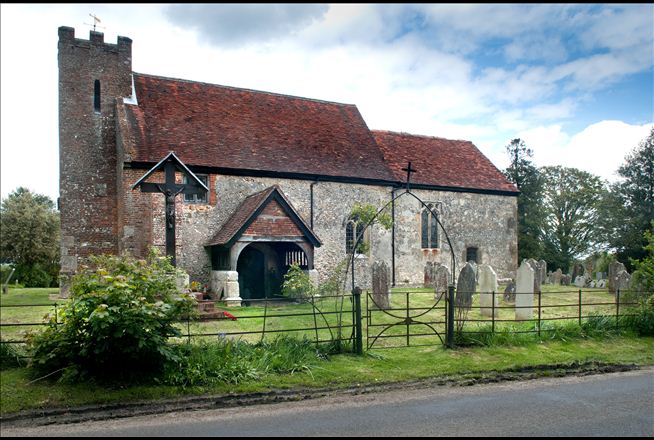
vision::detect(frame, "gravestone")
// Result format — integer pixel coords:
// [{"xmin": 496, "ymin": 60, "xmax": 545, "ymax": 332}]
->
[
  {"xmin": 434, "ymin": 264, "xmax": 450, "ymax": 302},
  {"xmin": 503, "ymin": 281, "xmax": 516, "ymax": 302},
  {"xmin": 553, "ymin": 269, "xmax": 563, "ymax": 285},
  {"xmin": 423, "ymin": 262, "xmax": 434, "ymax": 288},
  {"xmin": 371, "ymin": 261, "xmax": 391, "ymax": 309},
  {"xmin": 478, "ymin": 264, "xmax": 498, "ymax": 317},
  {"xmin": 571, "ymin": 263, "xmax": 584, "ymax": 282},
  {"xmin": 615, "ymin": 270, "xmax": 631, "ymax": 301},
  {"xmin": 526, "ymin": 259, "xmax": 542, "ymax": 293},
  {"xmin": 455, "ymin": 262, "xmax": 476, "ymax": 310},
  {"xmin": 561, "ymin": 274, "xmax": 571, "ymax": 286},
  {"xmin": 608, "ymin": 261, "xmax": 626, "ymax": 294},
  {"xmin": 574, "ymin": 276, "xmax": 585, "ymax": 288},
  {"xmin": 515, "ymin": 261, "xmax": 534, "ymax": 321},
  {"xmin": 539, "ymin": 260, "xmax": 547, "ymax": 284},
  {"xmin": 597, "ymin": 279, "xmax": 606, "ymax": 289}
]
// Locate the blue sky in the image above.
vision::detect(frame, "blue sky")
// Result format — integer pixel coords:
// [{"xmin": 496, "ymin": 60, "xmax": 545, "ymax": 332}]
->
[{"xmin": 1, "ymin": 4, "xmax": 652, "ymax": 203}]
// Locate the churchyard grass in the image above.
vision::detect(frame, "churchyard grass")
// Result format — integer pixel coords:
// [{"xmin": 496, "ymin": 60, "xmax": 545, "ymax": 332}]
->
[{"xmin": 0, "ymin": 288, "xmax": 60, "ymax": 344}]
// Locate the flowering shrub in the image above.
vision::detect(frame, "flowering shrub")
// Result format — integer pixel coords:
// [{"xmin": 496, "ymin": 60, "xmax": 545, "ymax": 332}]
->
[
  {"xmin": 281, "ymin": 263, "xmax": 313, "ymax": 299},
  {"xmin": 28, "ymin": 250, "xmax": 196, "ymax": 381}
]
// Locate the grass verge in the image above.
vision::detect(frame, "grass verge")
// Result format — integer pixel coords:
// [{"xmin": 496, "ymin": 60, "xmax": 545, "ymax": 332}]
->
[{"xmin": 2, "ymin": 335, "xmax": 653, "ymax": 416}]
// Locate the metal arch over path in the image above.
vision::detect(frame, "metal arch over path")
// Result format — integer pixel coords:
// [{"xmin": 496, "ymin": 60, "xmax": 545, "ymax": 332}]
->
[{"xmin": 343, "ymin": 162, "xmax": 458, "ymax": 350}]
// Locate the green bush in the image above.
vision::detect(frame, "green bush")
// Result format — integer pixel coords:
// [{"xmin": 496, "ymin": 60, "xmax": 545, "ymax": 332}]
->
[
  {"xmin": 281, "ymin": 263, "xmax": 313, "ymax": 299},
  {"xmin": 27, "ymin": 251, "xmax": 196, "ymax": 381},
  {"xmin": 621, "ymin": 294, "xmax": 654, "ymax": 336}
]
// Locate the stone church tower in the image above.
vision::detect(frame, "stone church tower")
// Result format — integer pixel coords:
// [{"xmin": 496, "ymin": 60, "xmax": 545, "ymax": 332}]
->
[{"xmin": 58, "ymin": 27, "xmax": 132, "ymax": 291}]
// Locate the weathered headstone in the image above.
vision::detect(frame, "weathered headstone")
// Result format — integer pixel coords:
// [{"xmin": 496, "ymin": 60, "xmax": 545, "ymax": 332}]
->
[
  {"xmin": 503, "ymin": 281, "xmax": 516, "ymax": 302},
  {"xmin": 478, "ymin": 264, "xmax": 498, "ymax": 317},
  {"xmin": 434, "ymin": 264, "xmax": 450, "ymax": 302},
  {"xmin": 526, "ymin": 259, "xmax": 542, "ymax": 293},
  {"xmin": 615, "ymin": 270, "xmax": 631, "ymax": 302},
  {"xmin": 561, "ymin": 274, "xmax": 571, "ymax": 286},
  {"xmin": 372, "ymin": 261, "xmax": 391, "ymax": 309},
  {"xmin": 515, "ymin": 261, "xmax": 534, "ymax": 321},
  {"xmin": 574, "ymin": 276, "xmax": 585, "ymax": 288},
  {"xmin": 423, "ymin": 262, "xmax": 434, "ymax": 288},
  {"xmin": 553, "ymin": 268, "xmax": 563, "ymax": 285},
  {"xmin": 539, "ymin": 260, "xmax": 547, "ymax": 285},
  {"xmin": 571, "ymin": 263, "xmax": 584, "ymax": 282},
  {"xmin": 608, "ymin": 261, "xmax": 626, "ymax": 294},
  {"xmin": 455, "ymin": 262, "xmax": 476, "ymax": 310},
  {"xmin": 597, "ymin": 279, "xmax": 606, "ymax": 289}
]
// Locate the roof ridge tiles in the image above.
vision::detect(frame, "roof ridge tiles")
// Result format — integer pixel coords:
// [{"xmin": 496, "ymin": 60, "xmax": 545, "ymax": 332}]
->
[
  {"xmin": 132, "ymin": 72, "xmax": 358, "ymax": 108},
  {"xmin": 371, "ymin": 129, "xmax": 472, "ymax": 144}
]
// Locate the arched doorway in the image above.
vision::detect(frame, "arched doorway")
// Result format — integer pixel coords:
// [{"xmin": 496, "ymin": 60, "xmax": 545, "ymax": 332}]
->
[
  {"xmin": 236, "ymin": 242, "xmax": 310, "ymax": 302},
  {"xmin": 236, "ymin": 245, "xmax": 265, "ymax": 301}
]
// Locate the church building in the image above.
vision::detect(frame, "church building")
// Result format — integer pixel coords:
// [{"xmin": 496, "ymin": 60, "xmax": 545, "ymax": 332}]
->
[{"xmin": 58, "ymin": 27, "xmax": 519, "ymax": 303}]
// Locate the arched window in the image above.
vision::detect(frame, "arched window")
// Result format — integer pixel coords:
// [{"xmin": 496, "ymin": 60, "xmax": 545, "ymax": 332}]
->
[
  {"xmin": 93, "ymin": 80, "xmax": 101, "ymax": 113},
  {"xmin": 421, "ymin": 204, "xmax": 439, "ymax": 249},
  {"xmin": 345, "ymin": 218, "xmax": 367, "ymax": 254}
]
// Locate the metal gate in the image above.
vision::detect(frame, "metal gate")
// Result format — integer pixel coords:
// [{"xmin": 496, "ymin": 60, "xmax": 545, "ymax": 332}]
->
[{"xmin": 365, "ymin": 289, "xmax": 448, "ymax": 349}]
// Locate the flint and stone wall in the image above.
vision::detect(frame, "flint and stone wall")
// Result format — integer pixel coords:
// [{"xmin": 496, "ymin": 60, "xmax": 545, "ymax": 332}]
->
[{"xmin": 119, "ymin": 173, "xmax": 518, "ymax": 290}]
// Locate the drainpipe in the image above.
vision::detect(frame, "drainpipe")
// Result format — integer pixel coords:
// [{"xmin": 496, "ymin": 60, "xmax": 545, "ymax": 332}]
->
[{"xmin": 391, "ymin": 187, "xmax": 397, "ymax": 287}]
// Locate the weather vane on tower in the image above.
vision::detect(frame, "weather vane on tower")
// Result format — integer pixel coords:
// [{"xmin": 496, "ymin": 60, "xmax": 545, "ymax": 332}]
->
[{"xmin": 84, "ymin": 13, "xmax": 105, "ymax": 32}]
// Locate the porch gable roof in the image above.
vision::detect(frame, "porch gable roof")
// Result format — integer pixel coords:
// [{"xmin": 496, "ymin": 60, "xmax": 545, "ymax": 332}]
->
[{"xmin": 206, "ymin": 185, "xmax": 321, "ymax": 248}]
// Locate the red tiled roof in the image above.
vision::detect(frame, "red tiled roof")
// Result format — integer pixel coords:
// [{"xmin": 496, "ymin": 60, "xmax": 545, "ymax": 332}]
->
[
  {"xmin": 206, "ymin": 185, "xmax": 321, "ymax": 247},
  {"xmin": 372, "ymin": 131, "xmax": 518, "ymax": 193},
  {"xmin": 118, "ymin": 73, "xmax": 517, "ymax": 194},
  {"xmin": 124, "ymin": 73, "xmax": 395, "ymax": 182}
]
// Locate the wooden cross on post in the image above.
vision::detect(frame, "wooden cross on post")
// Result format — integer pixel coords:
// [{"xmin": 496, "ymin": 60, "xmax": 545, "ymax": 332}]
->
[
  {"xmin": 402, "ymin": 161, "xmax": 417, "ymax": 191},
  {"xmin": 132, "ymin": 152, "xmax": 208, "ymax": 266}
]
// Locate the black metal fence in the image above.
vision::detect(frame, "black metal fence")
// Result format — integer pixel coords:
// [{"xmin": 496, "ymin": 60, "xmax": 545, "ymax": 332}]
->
[{"xmin": 0, "ymin": 289, "xmax": 648, "ymax": 354}]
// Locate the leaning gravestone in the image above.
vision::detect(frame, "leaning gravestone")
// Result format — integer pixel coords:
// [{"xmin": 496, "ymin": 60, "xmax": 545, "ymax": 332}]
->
[
  {"xmin": 455, "ymin": 262, "xmax": 476, "ymax": 310},
  {"xmin": 434, "ymin": 264, "xmax": 450, "ymax": 302},
  {"xmin": 571, "ymin": 263, "xmax": 584, "ymax": 282},
  {"xmin": 608, "ymin": 261, "xmax": 626, "ymax": 295},
  {"xmin": 515, "ymin": 261, "xmax": 534, "ymax": 321},
  {"xmin": 371, "ymin": 261, "xmax": 391, "ymax": 309},
  {"xmin": 478, "ymin": 264, "xmax": 498, "ymax": 317},
  {"xmin": 597, "ymin": 279, "xmax": 606, "ymax": 289},
  {"xmin": 504, "ymin": 281, "xmax": 516, "ymax": 302}
]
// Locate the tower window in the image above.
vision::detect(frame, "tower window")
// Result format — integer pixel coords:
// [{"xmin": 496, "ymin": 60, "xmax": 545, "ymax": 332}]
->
[{"xmin": 93, "ymin": 80, "xmax": 101, "ymax": 113}]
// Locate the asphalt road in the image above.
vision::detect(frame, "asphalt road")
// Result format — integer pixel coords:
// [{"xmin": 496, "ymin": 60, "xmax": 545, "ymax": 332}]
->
[{"xmin": 2, "ymin": 369, "xmax": 653, "ymax": 437}]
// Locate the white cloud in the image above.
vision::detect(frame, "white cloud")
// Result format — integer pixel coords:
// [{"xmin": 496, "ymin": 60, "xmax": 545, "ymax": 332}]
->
[{"xmin": 516, "ymin": 121, "xmax": 653, "ymax": 181}]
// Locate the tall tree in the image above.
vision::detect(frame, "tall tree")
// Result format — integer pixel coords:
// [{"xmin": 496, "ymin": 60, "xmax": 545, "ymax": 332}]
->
[
  {"xmin": 540, "ymin": 166, "xmax": 604, "ymax": 272},
  {"xmin": 607, "ymin": 128, "xmax": 654, "ymax": 270},
  {"xmin": 0, "ymin": 188, "xmax": 60, "ymax": 287},
  {"xmin": 503, "ymin": 138, "xmax": 544, "ymax": 261}
]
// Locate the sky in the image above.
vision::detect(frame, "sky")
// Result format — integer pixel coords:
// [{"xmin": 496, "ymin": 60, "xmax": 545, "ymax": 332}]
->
[{"xmin": 1, "ymin": 3, "xmax": 653, "ymax": 203}]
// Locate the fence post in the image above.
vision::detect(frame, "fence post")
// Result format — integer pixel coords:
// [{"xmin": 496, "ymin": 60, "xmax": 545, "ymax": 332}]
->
[
  {"xmin": 353, "ymin": 287, "xmax": 363, "ymax": 355},
  {"xmin": 491, "ymin": 291, "xmax": 495, "ymax": 334},
  {"xmin": 537, "ymin": 290, "xmax": 542, "ymax": 338},
  {"xmin": 447, "ymin": 284, "xmax": 455, "ymax": 348},
  {"xmin": 616, "ymin": 289, "xmax": 621, "ymax": 331},
  {"xmin": 54, "ymin": 303, "xmax": 58, "ymax": 326},
  {"xmin": 578, "ymin": 289, "xmax": 582, "ymax": 326}
]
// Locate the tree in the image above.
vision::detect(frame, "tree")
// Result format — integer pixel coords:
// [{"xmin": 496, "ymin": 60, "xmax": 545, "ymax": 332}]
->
[
  {"xmin": 0, "ymin": 188, "xmax": 60, "ymax": 287},
  {"xmin": 606, "ymin": 128, "xmax": 654, "ymax": 270},
  {"xmin": 502, "ymin": 139, "xmax": 545, "ymax": 260},
  {"xmin": 540, "ymin": 166, "xmax": 605, "ymax": 272}
]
